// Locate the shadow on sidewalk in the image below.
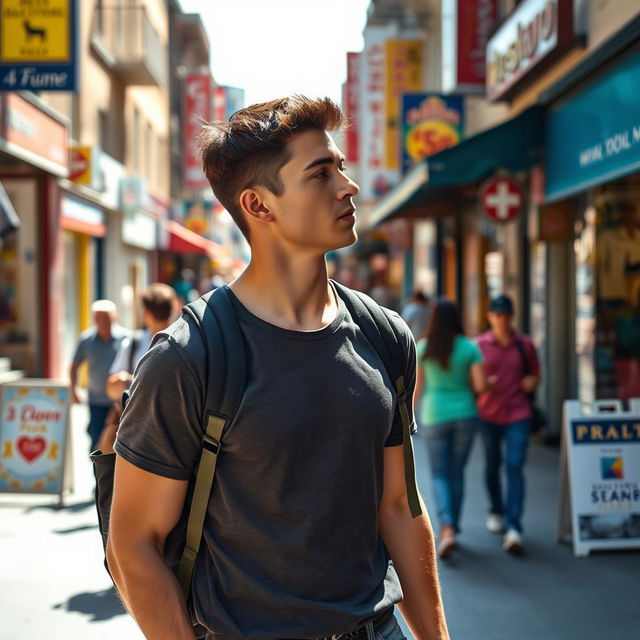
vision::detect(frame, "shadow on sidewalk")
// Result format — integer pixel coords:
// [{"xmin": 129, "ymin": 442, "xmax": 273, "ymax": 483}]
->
[
  {"xmin": 53, "ymin": 587, "xmax": 127, "ymax": 621},
  {"xmin": 25, "ymin": 499, "xmax": 95, "ymax": 514}
]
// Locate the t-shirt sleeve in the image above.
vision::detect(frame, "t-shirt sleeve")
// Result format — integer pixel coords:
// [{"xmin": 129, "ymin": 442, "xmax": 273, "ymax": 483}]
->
[
  {"xmin": 114, "ymin": 330, "xmax": 205, "ymax": 480},
  {"xmin": 469, "ymin": 339, "xmax": 484, "ymax": 365},
  {"xmin": 384, "ymin": 311, "xmax": 417, "ymax": 447},
  {"xmin": 72, "ymin": 335, "xmax": 87, "ymax": 364}
]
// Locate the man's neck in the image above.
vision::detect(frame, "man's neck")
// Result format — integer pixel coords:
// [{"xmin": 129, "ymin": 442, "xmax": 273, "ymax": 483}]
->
[
  {"xmin": 97, "ymin": 329, "xmax": 112, "ymax": 342},
  {"xmin": 230, "ymin": 251, "xmax": 337, "ymax": 331},
  {"xmin": 492, "ymin": 328, "xmax": 513, "ymax": 346}
]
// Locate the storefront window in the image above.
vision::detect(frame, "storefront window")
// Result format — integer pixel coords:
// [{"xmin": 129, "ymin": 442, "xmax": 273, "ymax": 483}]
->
[
  {"xmin": 0, "ymin": 230, "xmax": 18, "ymax": 330},
  {"xmin": 593, "ymin": 181, "xmax": 640, "ymax": 401},
  {"xmin": 578, "ymin": 175, "xmax": 640, "ymax": 402}
]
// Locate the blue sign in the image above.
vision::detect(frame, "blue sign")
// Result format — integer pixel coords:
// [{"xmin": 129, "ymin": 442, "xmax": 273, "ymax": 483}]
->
[
  {"xmin": 0, "ymin": 0, "xmax": 78, "ymax": 92},
  {"xmin": 546, "ymin": 49, "xmax": 640, "ymax": 201},
  {"xmin": 401, "ymin": 93, "xmax": 464, "ymax": 174}
]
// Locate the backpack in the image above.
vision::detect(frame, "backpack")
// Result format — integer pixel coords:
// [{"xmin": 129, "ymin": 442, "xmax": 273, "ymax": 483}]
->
[{"xmin": 90, "ymin": 282, "xmax": 421, "ymax": 611}]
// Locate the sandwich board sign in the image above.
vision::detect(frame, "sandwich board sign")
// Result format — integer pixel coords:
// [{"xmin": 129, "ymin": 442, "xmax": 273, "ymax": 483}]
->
[
  {"xmin": 558, "ymin": 399, "xmax": 640, "ymax": 556},
  {"xmin": 0, "ymin": 380, "xmax": 73, "ymax": 505}
]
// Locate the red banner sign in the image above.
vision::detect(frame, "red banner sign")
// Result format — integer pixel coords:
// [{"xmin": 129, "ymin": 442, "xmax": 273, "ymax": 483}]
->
[
  {"xmin": 345, "ymin": 52, "xmax": 360, "ymax": 163},
  {"xmin": 183, "ymin": 74, "xmax": 212, "ymax": 190}
]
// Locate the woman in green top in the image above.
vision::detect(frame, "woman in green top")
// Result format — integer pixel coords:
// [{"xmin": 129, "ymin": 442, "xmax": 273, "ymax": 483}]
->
[{"xmin": 415, "ymin": 299, "xmax": 487, "ymax": 558}]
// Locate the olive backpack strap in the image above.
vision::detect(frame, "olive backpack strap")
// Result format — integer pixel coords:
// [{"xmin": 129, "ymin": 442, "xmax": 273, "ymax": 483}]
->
[
  {"xmin": 177, "ymin": 285, "xmax": 247, "ymax": 596},
  {"xmin": 332, "ymin": 281, "xmax": 422, "ymax": 518}
]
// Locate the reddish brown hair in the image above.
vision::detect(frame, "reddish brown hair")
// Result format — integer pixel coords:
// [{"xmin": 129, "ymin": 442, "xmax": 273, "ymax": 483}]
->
[{"xmin": 197, "ymin": 96, "xmax": 344, "ymax": 239}]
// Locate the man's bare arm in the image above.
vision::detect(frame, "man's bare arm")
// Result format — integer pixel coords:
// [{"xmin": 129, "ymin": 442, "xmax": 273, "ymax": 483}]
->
[
  {"xmin": 106, "ymin": 371, "xmax": 133, "ymax": 402},
  {"xmin": 107, "ymin": 456, "xmax": 195, "ymax": 640},
  {"xmin": 69, "ymin": 361, "xmax": 82, "ymax": 404},
  {"xmin": 378, "ymin": 445, "xmax": 449, "ymax": 640}
]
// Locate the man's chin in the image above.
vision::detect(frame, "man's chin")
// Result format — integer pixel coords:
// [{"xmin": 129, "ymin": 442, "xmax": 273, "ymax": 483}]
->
[{"xmin": 328, "ymin": 230, "xmax": 358, "ymax": 252}]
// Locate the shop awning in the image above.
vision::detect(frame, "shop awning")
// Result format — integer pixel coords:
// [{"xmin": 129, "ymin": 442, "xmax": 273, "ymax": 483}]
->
[
  {"xmin": 366, "ymin": 105, "xmax": 543, "ymax": 229},
  {"xmin": 165, "ymin": 219, "xmax": 224, "ymax": 260},
  {"xmin": 0, "ymin": 182, "xmax": 20, "ymax": 237}
]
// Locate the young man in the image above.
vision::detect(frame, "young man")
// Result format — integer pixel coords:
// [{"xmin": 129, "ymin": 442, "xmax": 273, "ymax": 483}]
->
[
  {"xmin": 476, "ymin": 295, "xmax": 540, "ymax": 553},
  {"xmin": 69, "ymin": 299, "xmax": 126, "ymax": 452},
  {"xmin": 108, "ymin": 97, "xmax": 449, "ymax": 640},
  {"xmin": 98, "ymin": 283, "xmax": 178, "ymax": 453}
]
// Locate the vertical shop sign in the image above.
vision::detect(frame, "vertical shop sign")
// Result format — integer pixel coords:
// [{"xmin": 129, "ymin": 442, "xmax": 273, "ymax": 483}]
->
[
  {"xmin": 401, "ymin": 93, "xmax": 464, "ymax": 173},
  {"xmin": 0, "ymin": 0, "xmax": 78, "ymax": 91},
  {"xmin": 213, "ymin": 85, "xmax": 227, "ymax": 123},
  {"xmin": 359, "ymin": 26, "xmax": 394, "ymax": 202},
  {"xmin": 442, "ymin": 0, "xmax": 497, "ymax": 93},
  {"xmin": 183, "ymin": 73, "xmax": 211, "ymax": 190},
  {"xmin": 345, "ymin": 52, "xmax": 360, "ymax": 164},
  {"xmin": 0, "ymin": 382, "xmax": 72, "ymax": 502},
  {"xmin": 384, "ymin": 40, "xmax": 423, "ymax": 171}
]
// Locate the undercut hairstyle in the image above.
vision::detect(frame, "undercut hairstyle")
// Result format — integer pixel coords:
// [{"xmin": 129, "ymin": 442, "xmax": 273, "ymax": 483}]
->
[
  {"xmin": 197, "ymin": 95, "xmax": 344, "ymax": 240},
  {"xmin": 423, "ymin": 298, "xmax": 465, "ymax": 370},
  {"xmin": 141, "ymin": 283, "xmax": 176, "ymax": 322}
]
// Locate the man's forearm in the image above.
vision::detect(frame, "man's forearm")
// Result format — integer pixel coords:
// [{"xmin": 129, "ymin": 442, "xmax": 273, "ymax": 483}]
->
[
  {"xmin": 108, "ymin": 540, "xmax": 196, "ymax": 640},
  {"xmin": 379, "ymin": 497, "xmax": 449, "ymax": 640}
]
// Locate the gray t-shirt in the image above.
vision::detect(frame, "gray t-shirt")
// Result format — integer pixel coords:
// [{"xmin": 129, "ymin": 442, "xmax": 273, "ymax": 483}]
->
[
  {"xmin": 115, "ymin": 289, "xmax": 417, "ymax": 639},
  {"xmin": 72, "ymin": 325, "xmax": 127, "ymax": 406}
]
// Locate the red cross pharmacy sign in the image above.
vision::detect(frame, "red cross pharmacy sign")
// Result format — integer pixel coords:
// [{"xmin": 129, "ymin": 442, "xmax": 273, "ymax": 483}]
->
[{"xmin": 481, "ymin": 177, "xmax": 523, "ymax": 223}]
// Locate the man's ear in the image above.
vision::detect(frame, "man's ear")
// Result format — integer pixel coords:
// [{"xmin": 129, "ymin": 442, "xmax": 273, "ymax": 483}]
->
[{"xmin": 239, "ymin": 187, "xmax": 274, "ymax": 223}]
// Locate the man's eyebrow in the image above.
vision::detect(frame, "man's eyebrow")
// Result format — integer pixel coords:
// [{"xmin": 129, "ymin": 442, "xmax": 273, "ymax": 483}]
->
[{"xmin": 303, "ymin": 155, "xmax": 346, "ymax": 171}]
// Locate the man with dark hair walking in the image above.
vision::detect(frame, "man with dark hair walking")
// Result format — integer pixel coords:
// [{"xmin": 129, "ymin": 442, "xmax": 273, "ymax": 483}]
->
[
  {"xmin": 107, "ymin": 97, "xmax": 449, "ymax": 640},
  {"xmin": 97, "ymin": 283, "xmax": 178, "ymax": 453},
  {"xmin": 476, "ymin": 295, "xmax": 540, "ymax": 554}
]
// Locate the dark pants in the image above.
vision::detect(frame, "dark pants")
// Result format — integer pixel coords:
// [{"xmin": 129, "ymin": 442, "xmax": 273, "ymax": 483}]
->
[
  {"xmin": 480, "ymin": 419, "xmax": 531, "ymax": 533},
  {"xmin": 88, "ymin": 404, "xmax": 111, "ymax": 453}
]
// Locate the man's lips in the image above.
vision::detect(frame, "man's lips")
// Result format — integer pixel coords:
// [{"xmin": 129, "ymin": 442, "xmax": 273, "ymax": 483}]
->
[{"xmin": 338, "ymin": 207, "xmax": 356, "ymax": 220}]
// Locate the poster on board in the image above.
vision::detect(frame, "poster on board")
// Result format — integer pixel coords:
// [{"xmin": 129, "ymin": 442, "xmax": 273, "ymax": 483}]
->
[
  {"xmin": 0, "ymin": 380, "xmax": 72, "ymax": 503},
  {"xmin": 559, "ymin": 399, "xmax": 640, "ymax": 556}
]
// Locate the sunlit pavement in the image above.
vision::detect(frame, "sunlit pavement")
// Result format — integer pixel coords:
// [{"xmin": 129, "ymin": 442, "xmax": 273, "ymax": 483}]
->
[
  {"xmin": 2, "ymin": 407, "xmax": 639, "ymax": 639},
  {"xmin": 0, "ymin": 404, "xmax": 143, "ymax": 640}
]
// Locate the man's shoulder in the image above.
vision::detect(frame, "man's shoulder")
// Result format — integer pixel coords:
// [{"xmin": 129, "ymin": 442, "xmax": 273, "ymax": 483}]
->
[{"xmin": 476, "ymin": 331, "xmax": 492, "ymax": 345}]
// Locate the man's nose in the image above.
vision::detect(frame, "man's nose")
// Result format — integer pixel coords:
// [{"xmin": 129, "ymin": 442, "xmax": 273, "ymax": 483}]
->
[{"xmin": 338, "ymin": 173, "xmax": 359, "ymax": 198}]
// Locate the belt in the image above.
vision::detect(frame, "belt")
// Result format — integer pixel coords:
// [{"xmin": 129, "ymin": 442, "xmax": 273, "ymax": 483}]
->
[{"xmin": 314, "ymin": 607, "xmax": 394, "ymax": 640}]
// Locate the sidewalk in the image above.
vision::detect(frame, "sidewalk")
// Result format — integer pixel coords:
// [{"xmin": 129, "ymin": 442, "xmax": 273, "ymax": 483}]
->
[
  {"xmin": 410, "ymin": 427, "xmax": 640, "ymax": 640},
  {"xmin": 1, "ymin": 407, "xmax": 639, "ymax": 639},
  {"xmin": 0, "ymin": 404, "xmax": 142, "ymax": 640}
]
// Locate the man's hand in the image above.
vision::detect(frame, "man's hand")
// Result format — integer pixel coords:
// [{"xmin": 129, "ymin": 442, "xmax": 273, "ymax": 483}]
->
[
  {"xmin": 106, "ymin": 371, "xmax": 133, "ymax": 402},
  {"xmin": 70, "ymin": 388, "xmax": 82, "ymax": 405},
  {"xmin": 522, "ymin": 375, "xmax": 538, "ymax": 394}
]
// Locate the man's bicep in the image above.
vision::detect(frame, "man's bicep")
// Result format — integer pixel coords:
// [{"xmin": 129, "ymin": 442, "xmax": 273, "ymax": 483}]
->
[{"xmin": 111, "ymin": 456, "xmax": 188, "ymax": 547}]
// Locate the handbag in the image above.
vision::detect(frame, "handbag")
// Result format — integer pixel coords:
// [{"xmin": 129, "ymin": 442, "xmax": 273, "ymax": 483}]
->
[{"xmin": 514, "ymin": 337, "xmax": 546, "ymax": 434}]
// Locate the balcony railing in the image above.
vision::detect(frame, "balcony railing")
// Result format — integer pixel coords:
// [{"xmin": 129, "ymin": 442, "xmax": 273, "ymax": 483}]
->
[{"xmin": 92, "ymin": 6, "xmax": 167, "ymax": 87}]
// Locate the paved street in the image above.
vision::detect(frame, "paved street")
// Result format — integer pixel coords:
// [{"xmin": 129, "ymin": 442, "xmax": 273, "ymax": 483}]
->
[{"xmin": 1, "ymin": 407, "xmax": 639, "ymax": 639}]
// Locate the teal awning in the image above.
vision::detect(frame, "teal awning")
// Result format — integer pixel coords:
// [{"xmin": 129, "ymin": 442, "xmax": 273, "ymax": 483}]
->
[{"xmin": 366, "ymin": 105, "xmax": 543, "ymax": 228}]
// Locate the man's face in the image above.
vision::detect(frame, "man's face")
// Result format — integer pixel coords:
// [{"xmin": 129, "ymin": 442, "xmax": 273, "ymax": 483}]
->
[
  {"xmin": 94, "ymin": 310, "xmax": 113, "ymax": 334},
  {"xmin": 265, "ymin": 129, "xmax": 359, "ymax": 253},
  {"xmin": 487, "ymin": 311, "xmax": 513, "ymax": 332}
]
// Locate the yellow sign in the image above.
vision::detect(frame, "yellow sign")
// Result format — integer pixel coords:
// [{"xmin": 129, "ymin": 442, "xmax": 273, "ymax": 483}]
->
[
  {"xmin": 384, "ymin": 40, "xmax": 423, "ymax": 170},
  {"xmin": 1, "ymin": 0, "xmax": 70, "ymax": 62}
]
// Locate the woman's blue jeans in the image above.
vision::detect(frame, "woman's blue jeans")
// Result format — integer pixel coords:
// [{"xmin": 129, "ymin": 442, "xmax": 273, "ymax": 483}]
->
[
  {"xmin": 424, "ymin": 418, "xmax": 477, "ymax": 532},
  {"xmin": 480, "ymin": 419, "xmax": 531, "ymax": 533}
]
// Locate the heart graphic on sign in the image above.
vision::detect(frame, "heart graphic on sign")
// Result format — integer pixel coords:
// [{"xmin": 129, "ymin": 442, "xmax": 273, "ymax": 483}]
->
[{"xmin": 17, "ymin": 437, "xmax": 46, "ymax": 463}]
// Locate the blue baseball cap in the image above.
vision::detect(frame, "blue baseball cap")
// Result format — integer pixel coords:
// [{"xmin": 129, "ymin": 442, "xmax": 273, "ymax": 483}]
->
[{"xmin": 489, "ymin": 295, "xmax": 514, "ymax": 314}]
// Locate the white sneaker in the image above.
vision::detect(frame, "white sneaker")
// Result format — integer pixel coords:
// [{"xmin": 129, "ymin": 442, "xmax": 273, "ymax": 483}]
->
[
  {"xmin": 486, "ymin": 513, "xmax": 504, "ymax": 534},
  {"xmin": 503, "ymin": 529, "xmax": 524, "ymax": 554}
]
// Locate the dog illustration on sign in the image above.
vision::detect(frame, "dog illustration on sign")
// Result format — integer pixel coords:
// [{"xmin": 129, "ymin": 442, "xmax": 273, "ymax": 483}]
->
[{"xmin": 23, "ymin": 20, "xmax": 47, "ymax": 43}]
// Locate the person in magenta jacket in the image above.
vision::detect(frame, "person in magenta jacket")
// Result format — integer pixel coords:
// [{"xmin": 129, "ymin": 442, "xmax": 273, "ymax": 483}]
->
[{"xmin": 476, "ymin": 295, "xmax": 540, "ymax": 554}]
